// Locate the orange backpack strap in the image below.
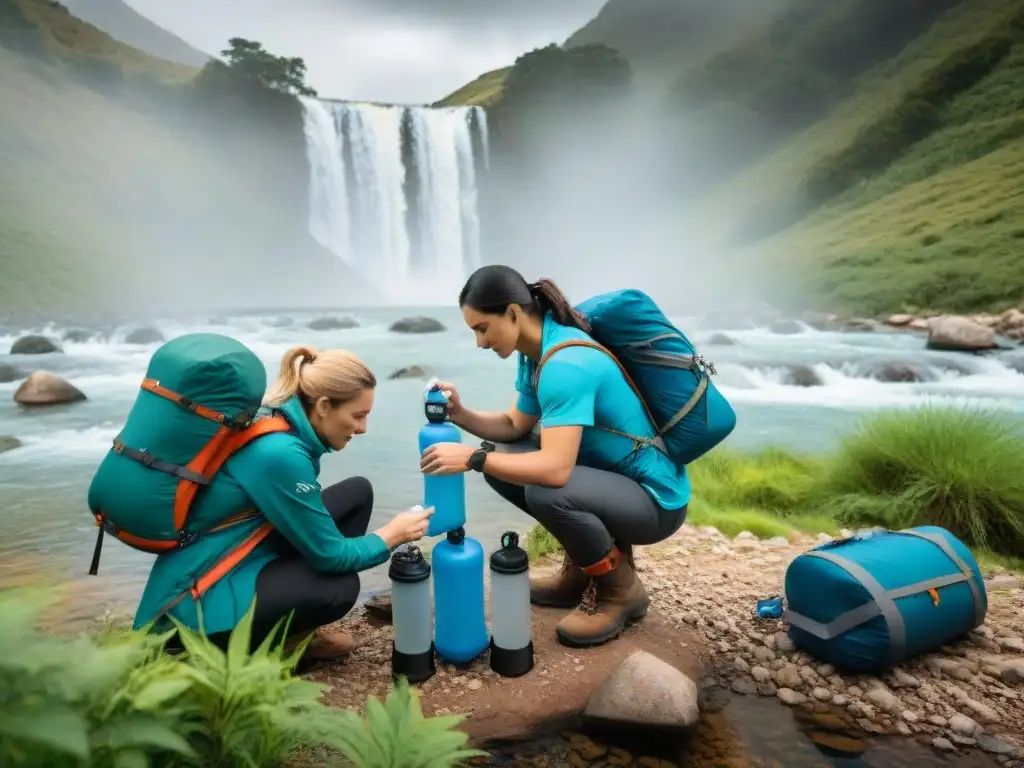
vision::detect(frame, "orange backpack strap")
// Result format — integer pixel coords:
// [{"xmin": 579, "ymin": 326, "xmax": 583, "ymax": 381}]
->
[
  {"xmin": 532, "ymin": 339, "xmax": 667, "ymax": 455},
  {"xmin": 171, "ymin": 415, "xmax": 293, "ymax": 532}
]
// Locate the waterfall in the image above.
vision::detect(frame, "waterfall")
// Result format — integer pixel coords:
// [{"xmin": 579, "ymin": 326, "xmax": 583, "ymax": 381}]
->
[{"xmin": 299, "ymin": 99, "xmax": 489, "ymax": 303}]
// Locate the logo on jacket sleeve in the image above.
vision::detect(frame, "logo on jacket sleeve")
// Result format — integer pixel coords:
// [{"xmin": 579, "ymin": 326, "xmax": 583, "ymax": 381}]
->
[{"xmin": 295, "ymin": 481, "xmax": 319, "ymax": 494}]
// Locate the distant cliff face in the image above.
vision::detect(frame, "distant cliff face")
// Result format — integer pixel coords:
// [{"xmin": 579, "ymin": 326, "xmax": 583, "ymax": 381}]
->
[{"xmin": 60, "ymin": 0, "xmax": 210, "ymax": 68}]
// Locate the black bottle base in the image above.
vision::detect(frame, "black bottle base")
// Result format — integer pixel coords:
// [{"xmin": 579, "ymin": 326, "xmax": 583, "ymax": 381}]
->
[
  {"xmin": 392, "ymin": 642, "xmax": 436, "ymax": 683},
  {"xmin": 489, "ymin": 637, "xmax": 534, "ymax": 678}
]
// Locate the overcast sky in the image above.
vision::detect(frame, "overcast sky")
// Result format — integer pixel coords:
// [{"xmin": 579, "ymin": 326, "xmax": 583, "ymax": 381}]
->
[{"xmin": 124, "ymin": 0, "xmax": 607, "ymax": 104}]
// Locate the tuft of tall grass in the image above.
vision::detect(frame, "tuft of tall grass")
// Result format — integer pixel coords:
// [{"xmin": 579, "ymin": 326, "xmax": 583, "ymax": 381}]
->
[
  {"xmin": 687, "ymin": 446, "xmax": 822, "ymax": 513},
  {"xmin": 813, "ymin": 405, "xmax": 1024, "ymax": 555}
]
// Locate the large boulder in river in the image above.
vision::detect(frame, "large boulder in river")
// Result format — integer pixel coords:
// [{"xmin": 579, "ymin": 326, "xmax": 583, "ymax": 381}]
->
[
  {"xmin": 926, "ymin": 316, "xmax": 996, "ymax": 352},
  {"xmin": 0, "ymin": 363, "xmax": 24, "ymax": 383},
  {"xmin": 388, "ymin": 364, "xmax": 434, "ymax": 380},
  {"xmin": 13, "ymin": 371, "xmax": 86, "ymax": 406},
  {"xmin": 307, "ymin": 316, "xmax": 358, "ymax": 331},
  {"xmin": 389, "ymin": 316, "xmax": 446, "ymax": 334},
  {"xmin": 123, "ymin": 326, "xmax": 164, "ymax": 345},
  {"xmin": 9, "ymin": 335, "xmax": 62, "ymax": 355},
  {"xmin": 0, "ymin": 435, "xmax": 22, "ymax": 454}
]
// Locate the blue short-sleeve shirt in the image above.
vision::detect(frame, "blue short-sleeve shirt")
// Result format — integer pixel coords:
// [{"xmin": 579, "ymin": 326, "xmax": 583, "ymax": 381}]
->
[{"xmin": 514, "ymin": 313, "xmax": 690, "ymax": 511}]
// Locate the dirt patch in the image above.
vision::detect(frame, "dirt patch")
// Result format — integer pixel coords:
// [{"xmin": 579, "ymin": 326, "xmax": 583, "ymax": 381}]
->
[{"xmin": 312, "ymin": 600, "xmax": 706, "ymax": 746}]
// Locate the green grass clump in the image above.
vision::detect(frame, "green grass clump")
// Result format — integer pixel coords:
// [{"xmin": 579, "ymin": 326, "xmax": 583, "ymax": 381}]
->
[
  {"xmin": 815, "ymin": 406, "xmax": 1024, "ymax": 556},
  {"xmin": 0, "ymin": 588, "xmax": 482, "ymax": 768}
]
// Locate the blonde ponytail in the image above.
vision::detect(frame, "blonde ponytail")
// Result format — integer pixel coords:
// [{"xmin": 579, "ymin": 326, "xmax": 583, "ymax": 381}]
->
[{"xmin": 264, "ymin": 345, "xmax": 376, "ymax": 408}]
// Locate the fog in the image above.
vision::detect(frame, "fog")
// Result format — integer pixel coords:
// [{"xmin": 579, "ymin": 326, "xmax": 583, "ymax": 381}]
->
[{"xmin": 3, "ymin": 0, "xmax": 799, "ymax": 323}]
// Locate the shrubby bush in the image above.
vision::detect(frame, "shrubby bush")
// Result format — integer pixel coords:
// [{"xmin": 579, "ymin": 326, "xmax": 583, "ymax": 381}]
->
[{"xmin": 0, "ymin": 592, "xmax": 485, "ymax": 768}]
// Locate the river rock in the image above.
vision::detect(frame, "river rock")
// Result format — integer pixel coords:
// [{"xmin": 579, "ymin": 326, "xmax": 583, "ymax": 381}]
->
[
  {"xmin": 769, "ymin": 319, "xmax": 802, "ymax": 335},
  {"xmin": 781, "ymin": 364, "xmax": 822, "ymax": 387},
  {"xmin": 0, "ymin": 435, "xmax": 22, "ymax": 454},
  {"xmin": 885, "ymin": 314, "xmax": 915, "ymax": 327},
  {"xmin": 948, "ymin": 713, "xmax": 980, "ymax": 736},
  {"xmin": 9, "ymin": 335, "xmax": 62, "ymax": 355},
  {"xmin": 13, "ymin": 371, "xmax": 86, "ymax": 406},
  {"xmin": 777, "ymin": 688, "xmax": 808, "ymax": 706},
  {"xmin": 843, "ymin": 318, "xmax": 876, "ymax": 332},
  {"xmin": 583, "ymin": 651, "xmax": 700, "ymax": 731},
  {"xmin": 307, "ymin": 316, "xmax": 359, "ymax": 331},
  {"xmin": 389, "ymin": 316, "xmax": 446, "ymax": 334},
  {"xmin": 856, "ymin": 361, "xmax": 936, "ymax": 383},
  {"xmin": 1000, "ymin": 351, "xmax": 1024, "ymax": 374},
  {"xmin": 705, "ymin": 332, "xmax": 736, "ymax": 346},
  {"xmin": 388, "ymin": 365, "xmax": 434, "ymax": 380},
  {"xmin": 926, "ymin": 316, "xmax": 996, "ymax": 352},
  {"xmin": 0, "ymin": 363, "xmax": 24, "ymax": 383},
  {"xmin": 123, "ymin": 326, "xmax": 164, "ymax": 345},
  {"xmin": 62, "ymin": 328, "xmax": 94, "ymax": 343}
]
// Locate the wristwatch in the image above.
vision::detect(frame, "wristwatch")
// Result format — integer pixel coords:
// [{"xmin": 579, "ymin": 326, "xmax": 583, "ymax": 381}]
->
[{"xmin": 467, "ymin": 441, "xmax": 495, "ymax": 472}]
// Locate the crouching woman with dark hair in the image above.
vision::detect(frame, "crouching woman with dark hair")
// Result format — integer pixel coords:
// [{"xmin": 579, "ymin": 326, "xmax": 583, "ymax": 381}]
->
[{"xmin": 418, "ymin": 265, "xmax": 689, "ymax": 648}]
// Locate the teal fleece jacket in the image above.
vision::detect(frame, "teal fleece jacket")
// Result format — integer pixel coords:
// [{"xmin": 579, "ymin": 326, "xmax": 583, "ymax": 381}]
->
[{"xmin": 132, "ymin": 395, "xmax": 390, "ymax": 636}]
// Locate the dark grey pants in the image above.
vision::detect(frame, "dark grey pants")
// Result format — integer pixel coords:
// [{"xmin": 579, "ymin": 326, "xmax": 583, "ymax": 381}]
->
[{"xmin": 483, "ymin": 436, "xmax": 688, "ymax": 567}]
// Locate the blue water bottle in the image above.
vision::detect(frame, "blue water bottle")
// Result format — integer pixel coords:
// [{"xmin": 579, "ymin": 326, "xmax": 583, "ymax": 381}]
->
[
  {"xmin": 432, "ymin": 526, "xmax": 490, "ymax": 664},
  {"xmin": 419, "ymin": 383, "xmax": 466, "ymax": 537}
]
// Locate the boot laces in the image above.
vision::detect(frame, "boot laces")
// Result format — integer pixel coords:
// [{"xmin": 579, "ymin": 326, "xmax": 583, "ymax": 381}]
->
[{"xmin": 575, "ymin": 580, "xmax": 598, "ymax": 615}]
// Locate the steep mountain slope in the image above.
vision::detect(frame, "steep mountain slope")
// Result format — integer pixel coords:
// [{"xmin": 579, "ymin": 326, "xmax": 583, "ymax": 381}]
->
[
  {"xmin": 60, "ymin": 0, "xmax": 209, "ymax": 68},
  {"xmin": 0, "ymin": 0, "xmax": 367, "ymax": 318},
  {"xmin": 441, "ymin": 0, "xmax": 1024, "ymax": 315}
]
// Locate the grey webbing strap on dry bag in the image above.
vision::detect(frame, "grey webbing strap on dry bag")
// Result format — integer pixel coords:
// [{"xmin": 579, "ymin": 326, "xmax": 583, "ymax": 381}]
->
[
  {"xmin": 895, "ymin": 528, "xmax": 986, "ymax": 629},
  {"xmin": 783, "ymin": 549, "xmax": 908, "ymax": 666}
]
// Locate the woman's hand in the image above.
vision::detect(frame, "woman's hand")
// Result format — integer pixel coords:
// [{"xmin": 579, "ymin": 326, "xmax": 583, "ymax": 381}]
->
[
  {"xmin": 433, "ymin": 380, "xmax": 464, "ymax": 416},
  {"xmin": 420, "ymin": 442, "xmax": 474, "ymax": 475},
  {"xmin": 378, "ymin": 506, "xmax": 434, "ymax": 548}
]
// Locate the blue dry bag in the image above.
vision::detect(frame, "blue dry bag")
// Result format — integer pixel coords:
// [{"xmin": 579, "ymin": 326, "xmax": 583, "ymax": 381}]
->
[
  {"xmin": 534, "ymin": 289, "xmax": 736, "ymax": 467},
  {"xmin": 782, "ymin": 526, "xmax": 988, "ymax": 673}
]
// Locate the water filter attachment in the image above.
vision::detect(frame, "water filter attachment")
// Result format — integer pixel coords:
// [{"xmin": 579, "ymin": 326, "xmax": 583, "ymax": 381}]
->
[
  {"xmin": 489, "ymin": 531, "xmax": 534, "ymax": 677},
  {"xmin": 388, "ymin": 544, "xmax": 436, "ymax": 683},
  {"xmin": 424, "ymin": 382, "xmax": 449, "ymax": 424}
]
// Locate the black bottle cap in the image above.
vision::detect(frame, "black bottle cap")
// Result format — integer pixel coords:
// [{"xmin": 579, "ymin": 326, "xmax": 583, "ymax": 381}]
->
[
  {"xmin": 490, "ymin": 531, "xmax": 529, "ymax": 574},
  {"xmin": 389, "ymin": 544, "xmax": 431, "ymax": 583},
  {"xmin": 446, "ymin": 526, "xmax": 466, "ymax": 545}
]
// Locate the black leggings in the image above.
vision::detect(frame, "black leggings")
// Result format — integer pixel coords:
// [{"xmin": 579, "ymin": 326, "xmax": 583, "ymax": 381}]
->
[
  {"xmin": 206, "ymin": 476, "xmax": 373, "ymax": 649},
  {"xmin": 483, "ymin": 437, "xmax": 687, "ymax": 567}
]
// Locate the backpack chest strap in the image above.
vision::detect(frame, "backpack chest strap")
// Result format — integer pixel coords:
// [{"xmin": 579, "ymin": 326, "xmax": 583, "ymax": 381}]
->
[{"xmin": 532, "ymin": 339, "xmax": 668, "ymax": 456}]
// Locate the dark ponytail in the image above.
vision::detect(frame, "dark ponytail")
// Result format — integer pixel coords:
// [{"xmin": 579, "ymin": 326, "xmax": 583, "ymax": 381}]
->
[
  {"xmin": 527, "ymin": 278, "xmax": 591, "ymax": 333},
  {"xmin": 459, "ymin": 266, "xmax": 591, "ymax": 333}
]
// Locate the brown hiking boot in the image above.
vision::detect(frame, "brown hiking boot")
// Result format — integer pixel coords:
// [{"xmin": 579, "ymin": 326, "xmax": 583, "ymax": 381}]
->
[
  {"xmin": 555, "ymin": 544, "xmax": 649, "ymax": 648},
  {"xmin": 530, "ymin": 552, "xmax": 589, "ymax": 607},
  {"xmin": 286, "ymin": 627, "xmax": 360, "ymax": 661}
]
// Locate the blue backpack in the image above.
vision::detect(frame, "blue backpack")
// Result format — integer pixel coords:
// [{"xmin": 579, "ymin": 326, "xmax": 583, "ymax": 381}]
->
[{"xmin": 534, "ymin": 289, "xmax": 736, "ymax": 466}]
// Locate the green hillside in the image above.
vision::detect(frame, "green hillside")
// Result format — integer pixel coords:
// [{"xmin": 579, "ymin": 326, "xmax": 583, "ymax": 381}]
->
[
  {"xmin": 442, "ymin": 0, "xmax": 1024, "ymax": 316},
  {"xmin": 0, "ymin": 0, "xmax": 367, "ymax": 320}
]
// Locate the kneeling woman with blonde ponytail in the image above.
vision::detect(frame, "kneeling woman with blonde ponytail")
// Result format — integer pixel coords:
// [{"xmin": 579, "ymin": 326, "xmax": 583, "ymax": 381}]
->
[{"xmin": 138, "ymin": 345, "xmax": 433, "ymax": 661}]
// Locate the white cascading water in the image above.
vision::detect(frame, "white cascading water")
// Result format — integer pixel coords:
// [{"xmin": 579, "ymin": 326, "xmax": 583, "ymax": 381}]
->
[{"xmin": 299, "ymin": 98, "xmax": 489, "ymax": 302}]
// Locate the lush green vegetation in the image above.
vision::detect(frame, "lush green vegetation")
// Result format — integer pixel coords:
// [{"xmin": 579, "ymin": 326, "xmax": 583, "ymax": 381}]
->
[
  {"xmin": 527, "ymin": 407, "xmax": 1024, "ymax": 570},
  {"xmin": 434, "ymin": 66, "xmax": 510, "ymax": 108},
  {"xmin": 0, "ymin": 592, "xmax": 484, "ymax": 767},
  {"xmin": 443, "ymin": 0, "xmax": 1024, "ymax": 317}
]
